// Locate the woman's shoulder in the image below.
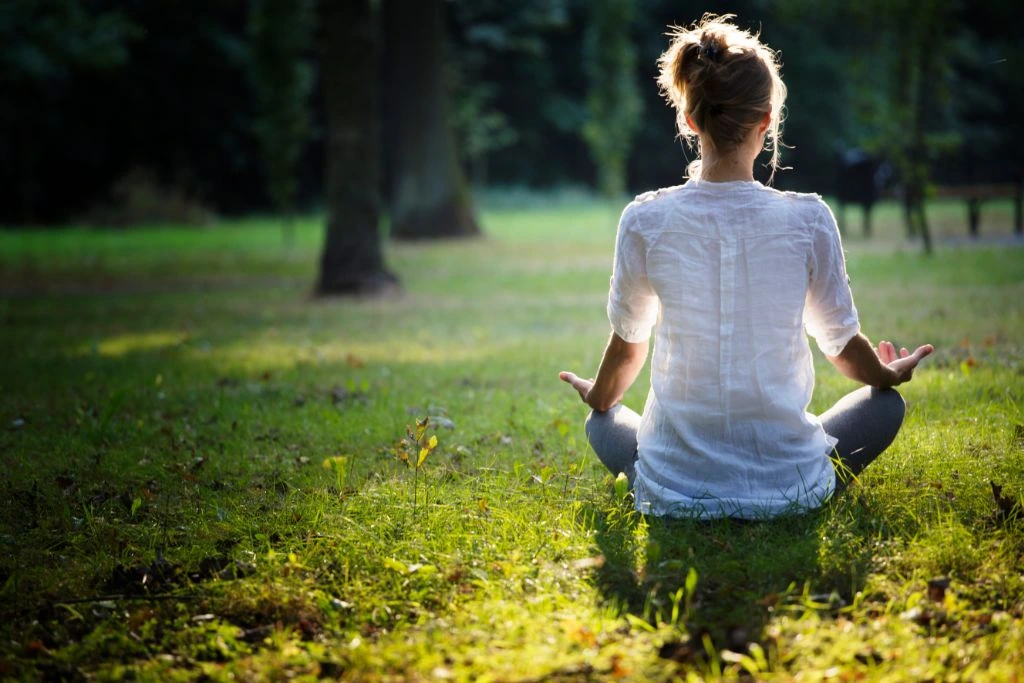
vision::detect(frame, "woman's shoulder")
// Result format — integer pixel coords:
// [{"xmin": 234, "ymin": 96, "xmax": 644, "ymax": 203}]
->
[
  {"xmin": 632, "ymin": 183, "xmax": 688, "ymax": 204},
  {"xmin": 617, "ymin": 184, "xmax": 688, "ymax": 232},
  {"xmin": 757, "ymin": 186, "xmax": 836, "ymax": 226},
  {"xmin": 758, "ymin": 185, "xmax": 829, "ymax": 208}
]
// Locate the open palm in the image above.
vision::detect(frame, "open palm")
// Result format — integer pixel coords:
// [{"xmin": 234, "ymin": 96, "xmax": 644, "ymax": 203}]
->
[{"xmin": 877, "ymin": 340, "xmax": 934, "ymax": 385}]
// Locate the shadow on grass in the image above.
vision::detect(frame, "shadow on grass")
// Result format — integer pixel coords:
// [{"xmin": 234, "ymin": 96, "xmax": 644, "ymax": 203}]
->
[{"xmin": 582, "ymin": 496, "xmax": 875, "ymax": 658}]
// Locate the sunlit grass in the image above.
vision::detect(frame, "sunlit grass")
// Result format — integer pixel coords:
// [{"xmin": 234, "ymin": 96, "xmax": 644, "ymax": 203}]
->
[{"xmin": 0, "ymin": 193, "xmax": 1022, "ymax": 680}]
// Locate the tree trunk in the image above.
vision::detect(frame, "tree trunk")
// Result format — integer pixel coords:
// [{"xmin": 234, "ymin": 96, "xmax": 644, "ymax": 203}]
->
[
  {"xmin": 383, "ymin": 0, "xmax": 479, "ymax": 239},
  {"xmin": 316, "ymin": 0, "xmax": 398, "ymax": 296}
]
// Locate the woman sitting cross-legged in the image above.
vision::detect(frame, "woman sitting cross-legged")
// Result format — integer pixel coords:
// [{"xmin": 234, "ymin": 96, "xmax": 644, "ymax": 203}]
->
[{"xmin": 559, "ymin": 14, "xmax": 933, "ymax": 520}]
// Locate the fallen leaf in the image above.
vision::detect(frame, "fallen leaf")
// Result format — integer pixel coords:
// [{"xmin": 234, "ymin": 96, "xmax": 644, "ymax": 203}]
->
[
  {"xmin": 991, "ymin": 481, "xmax": 1022, "ymax": 521},
  {"xmin": 564, "ymin": 620, "xmax": 597, "ymax": 648},
  {"xmin": 927, "ymin": 577, "xmax": 950, "ymax": 602},
  {"xmin": 610, "ymin": 654, "xmax": 631, "ymax": 679}
]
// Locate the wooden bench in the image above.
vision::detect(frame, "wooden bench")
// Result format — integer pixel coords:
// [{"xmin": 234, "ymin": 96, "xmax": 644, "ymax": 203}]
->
[{"xmin": 934, "ymin": 182, "xmax": 1023, "ymax": 236}]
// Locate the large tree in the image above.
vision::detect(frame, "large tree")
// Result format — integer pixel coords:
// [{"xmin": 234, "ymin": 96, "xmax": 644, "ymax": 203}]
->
[
  {"xmin": 316, "ymin": 0, "xmax": 397, "ymax": 295},
  {"xmin": 383, "ymin": 0, "xmax": 479, "ymax": 239}
]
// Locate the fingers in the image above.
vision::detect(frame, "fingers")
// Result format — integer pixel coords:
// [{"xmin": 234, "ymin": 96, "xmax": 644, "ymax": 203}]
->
[
  {"xmin": 889, "ymin": 343, "xmax": 935, "ymax": 380},
  {"xmin": 559, "ymin": 371, "xmax": 583, "ymax": 394},
  {"xmin": 558, "ymin": 371, "xmax": 593, "ymax": 401},
  {"xmin": 899, "ymin": 345, "xmax": 933, "ymax": 365},
  {"xmin": 878, "ymin": 340, "xmax": 896, "ymax": 364},
  {"xmin": 879, "ymin": 341, "xmax": 935, "ymax": 386},
  {"xmin": 879, "ymin": 340, "xmax": 934, "ymax": 367}
]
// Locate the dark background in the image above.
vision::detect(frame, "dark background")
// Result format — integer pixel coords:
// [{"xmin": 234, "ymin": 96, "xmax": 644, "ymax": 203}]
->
[{"xmin": 2, "ymin": 0, "xmax": 1021, "ymax": 225}]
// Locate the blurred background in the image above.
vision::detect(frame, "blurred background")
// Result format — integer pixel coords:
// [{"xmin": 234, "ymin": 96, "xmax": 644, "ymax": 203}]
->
[{"xmin": 1, "ymin": 0, "xmax": 1021, "ymax": 234}]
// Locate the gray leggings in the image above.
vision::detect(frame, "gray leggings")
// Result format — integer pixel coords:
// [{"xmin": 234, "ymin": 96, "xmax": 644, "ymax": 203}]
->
[{"xmin": 584, "ymin": 386, "xmax": 905, "ymax": 495}]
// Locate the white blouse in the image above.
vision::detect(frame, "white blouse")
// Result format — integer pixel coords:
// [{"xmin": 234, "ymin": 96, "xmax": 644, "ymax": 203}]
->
[{"xmin": 607, "ymin": 179, "xmax": 860, "ymax": 519}]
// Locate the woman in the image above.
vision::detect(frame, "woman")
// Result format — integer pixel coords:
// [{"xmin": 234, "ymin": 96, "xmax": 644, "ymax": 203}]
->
[{"xmin": 559, "ymin": 15, "xmax": 933, "ymax": 519}]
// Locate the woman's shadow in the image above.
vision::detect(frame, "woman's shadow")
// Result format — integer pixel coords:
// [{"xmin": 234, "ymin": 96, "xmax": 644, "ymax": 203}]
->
[{"xmin": 582, "ymin": 494, "xmax": 874, "ymax": 659}]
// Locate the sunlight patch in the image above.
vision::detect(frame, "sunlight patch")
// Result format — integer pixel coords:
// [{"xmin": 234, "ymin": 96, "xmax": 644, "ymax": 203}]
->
[
  {"xmin": 200, "ymin": 337, "xmax": 501, "ymax": 371},
  {"xmin": 80, "ymin": 331, "xmax": 189, "ymax": 358}
]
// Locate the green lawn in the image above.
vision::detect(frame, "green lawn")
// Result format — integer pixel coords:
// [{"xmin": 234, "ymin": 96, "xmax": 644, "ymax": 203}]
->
[{"xmin": 1, "ymin": 195, "xmax": 1022, "ymax": 681}]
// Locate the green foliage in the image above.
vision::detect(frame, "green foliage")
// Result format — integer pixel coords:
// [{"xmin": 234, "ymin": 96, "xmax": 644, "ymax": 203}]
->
[
  {"xmin": 448, "ymin": 0, "xmax": 570, "ymax": 185},
  {"xmin": 247, "ymin": 0, "xmax": 315, "ymax": 237},
  {"xmin": 0, "ymin": 0, "xmax": 142, "ymax": 223},
  {"xmin": 582, "ymin": 0, "xmax": 642, "ymax": 199},
  {"xmin": 0, "ymin": 0, "xmax": 138, "ymax": 80}
]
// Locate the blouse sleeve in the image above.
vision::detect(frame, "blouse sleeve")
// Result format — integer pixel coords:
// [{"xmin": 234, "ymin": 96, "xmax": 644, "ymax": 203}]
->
[
  {"xmin": 803, "ymin": 201, "xmax": 860, "ymax": 356},
  {"xmin": 607, "ymin": 204, "xmax": 660, "ymax": 343}
]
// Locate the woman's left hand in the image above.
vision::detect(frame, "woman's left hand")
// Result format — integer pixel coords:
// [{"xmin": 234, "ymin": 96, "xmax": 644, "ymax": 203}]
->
[{"xmin": 559, "ymin": 371, "xmax": 594, "ymax": 403}]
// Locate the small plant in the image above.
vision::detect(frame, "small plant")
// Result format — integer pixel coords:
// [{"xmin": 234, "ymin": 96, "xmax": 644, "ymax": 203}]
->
[
  {"xmin": 392, "ymin": 417, "xmax": 439, "ymax": 508},
  {"xmin": 322, "ymin": 455, "xmax": 349, "ymax": 492}
]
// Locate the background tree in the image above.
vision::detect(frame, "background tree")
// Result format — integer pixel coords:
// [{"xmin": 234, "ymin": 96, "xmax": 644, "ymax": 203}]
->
[
  {"xmin": 316, "ymin": 0, "xmax": 396, "ymax": 296},
  {"xmin": 848, "ymin": 0, "xmax": 965, "ymax": 254},
  {"xmin": 248, "ymin": 0, "xmax": 316, "ymax": 246},
  {"xmin": 581, "ymin": 0, "xmax": 642, "ymax": 199},
  {"xmin": 383, "ymin": 0, "xmax": 479, "ymax": 239}
]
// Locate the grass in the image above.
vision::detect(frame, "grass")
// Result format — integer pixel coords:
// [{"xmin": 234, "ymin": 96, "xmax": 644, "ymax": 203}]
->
[{"xmin": 0, "ymin": 193, "xmax": 1022, "ymax": 681}]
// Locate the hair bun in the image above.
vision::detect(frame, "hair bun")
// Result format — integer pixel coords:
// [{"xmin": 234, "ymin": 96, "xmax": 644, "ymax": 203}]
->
[{"xmin": 698, "ymin": 31, "xmax": 726, "ymax": 62}]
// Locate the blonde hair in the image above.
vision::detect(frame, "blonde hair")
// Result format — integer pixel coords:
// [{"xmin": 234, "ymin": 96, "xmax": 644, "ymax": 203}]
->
[{"xmin": 656, "ymin": 14, "xmax": 787, "ymax": 182}]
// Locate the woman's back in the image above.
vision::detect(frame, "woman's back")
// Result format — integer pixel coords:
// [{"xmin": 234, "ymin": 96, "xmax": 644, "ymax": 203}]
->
[{"xmin": 611, "ymin": 180, "xmax": 859, "ymax": 518}]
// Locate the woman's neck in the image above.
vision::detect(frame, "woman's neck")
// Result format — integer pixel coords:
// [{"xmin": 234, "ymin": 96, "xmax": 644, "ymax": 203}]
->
[
  {"xmin": 700, "ymin": 156, "xmax": 755, "ymax": 182},
  {"xmin": 698, "ymin": 135, "xmax": 761, "ymax": 182}
]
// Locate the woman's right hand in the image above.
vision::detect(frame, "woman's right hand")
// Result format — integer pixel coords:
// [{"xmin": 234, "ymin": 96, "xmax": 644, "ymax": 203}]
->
[
  {"xmin": 877, "ymin": 340, "xmax": 934, "ymax": 385},
  {"xmin": 559, "ymin": 371, "xmax": 595, "ymax": 404}
]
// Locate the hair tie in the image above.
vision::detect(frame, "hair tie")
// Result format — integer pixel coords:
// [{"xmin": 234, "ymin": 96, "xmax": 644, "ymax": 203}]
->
[
  {"xmin": 709, "ymin": 103, "xmax": 724, "ymax": 116},
  {"xmin": 699, "ymin": 40, "xmax": 720, "ymax": 61}
]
